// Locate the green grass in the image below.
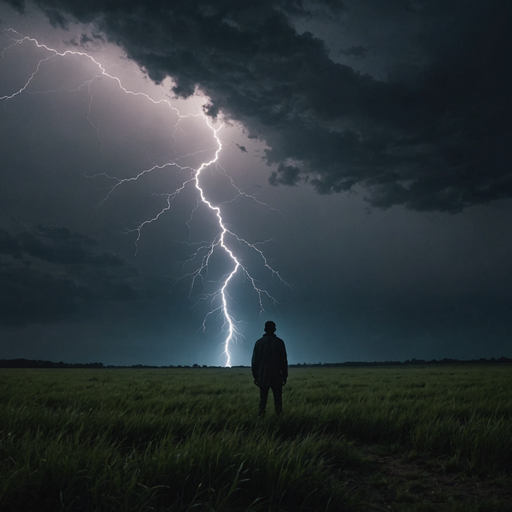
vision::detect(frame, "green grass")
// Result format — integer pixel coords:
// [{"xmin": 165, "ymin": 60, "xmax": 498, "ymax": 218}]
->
[{"xmin": 0, "ymin": 366, "xmax": 511, "ymax": 511}]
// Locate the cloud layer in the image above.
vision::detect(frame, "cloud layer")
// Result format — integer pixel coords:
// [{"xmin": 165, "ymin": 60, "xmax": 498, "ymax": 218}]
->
[
  {"xmin": 0, "ymin": 223, "xmax": 158, "ymax": 326},
  {"xmin": 3, "ymin": 0, "xmax": 511, "ymax": 212}
]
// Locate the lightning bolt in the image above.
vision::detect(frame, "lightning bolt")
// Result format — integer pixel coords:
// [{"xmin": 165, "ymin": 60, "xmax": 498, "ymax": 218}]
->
[{"xmin": 0, "ymin": 28, "xmax": 288, "ymax": 366}]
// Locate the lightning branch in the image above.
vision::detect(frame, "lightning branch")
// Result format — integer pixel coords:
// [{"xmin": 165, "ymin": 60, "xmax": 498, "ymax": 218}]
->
[{"xmin": 0, "ymin": 28, "xmax": 288, "ymax": 366}]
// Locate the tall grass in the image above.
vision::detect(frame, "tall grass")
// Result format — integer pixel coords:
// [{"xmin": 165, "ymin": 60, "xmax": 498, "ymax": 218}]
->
[{"xmin": 0, "ymin": 366, "xmax": 510, "ymax": 511}]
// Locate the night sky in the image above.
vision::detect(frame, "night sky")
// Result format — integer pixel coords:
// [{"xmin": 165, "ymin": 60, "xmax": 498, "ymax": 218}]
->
[{"xmin": 1, "ymin": 0, "xmax": 511, "ymax": 367}]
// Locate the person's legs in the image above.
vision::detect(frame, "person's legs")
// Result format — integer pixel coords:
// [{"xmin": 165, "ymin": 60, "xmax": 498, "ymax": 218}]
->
[
  {"xmin": 259, "ymin": 386, "xmax": 270, "ymax": 415},
  {"xmin": 271, "ymin": 385, "xmax": 283, "ymax": 415}
]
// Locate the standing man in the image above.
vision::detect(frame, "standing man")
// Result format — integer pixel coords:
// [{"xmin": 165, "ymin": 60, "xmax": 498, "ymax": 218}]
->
[{"xmin": 251, "ymin": 320, "xmax": 288, "ymax": 416}]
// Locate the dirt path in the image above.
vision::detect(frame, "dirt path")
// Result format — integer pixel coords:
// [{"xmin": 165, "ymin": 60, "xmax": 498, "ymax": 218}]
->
[{"xmin": 346, "ymin": 446, "xmax": 512, "ymax": 511}]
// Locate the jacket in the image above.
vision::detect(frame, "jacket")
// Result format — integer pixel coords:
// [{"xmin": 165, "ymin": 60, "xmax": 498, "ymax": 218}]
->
[{"xmin": 251, "ymin": 333, "xmax": 288, "ymax": 387}]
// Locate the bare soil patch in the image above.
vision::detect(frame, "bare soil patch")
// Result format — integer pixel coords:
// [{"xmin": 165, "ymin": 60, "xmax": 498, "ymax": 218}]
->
[{"xmin": 347, "ymin": 445, "xmax": 512, "ymax": 511}]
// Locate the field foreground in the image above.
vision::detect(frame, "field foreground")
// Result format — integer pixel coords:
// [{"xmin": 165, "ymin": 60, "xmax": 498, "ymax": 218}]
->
[{"xmin": 0, "ymin": 366, "xmax": 511, "ymax": 511}]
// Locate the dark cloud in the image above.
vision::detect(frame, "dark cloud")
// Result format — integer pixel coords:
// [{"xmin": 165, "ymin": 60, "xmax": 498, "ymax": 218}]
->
[
  {"xmin": 3, "ymin": 0, "xmax": 510, "ymax": 212},
  {"xmin": 0, "ymin": 223, "xmax": 171, "ymax": 326},
  {"xmin": 339, "ymin": 45, "xmax": 369, "ymax": 58},
  {"xmin": 12, "ymin": 224, "xmax": 126, "ymax": 267},
  {"xmin": 68, "ymin": 32, "xmax": 104, "ymax": 47},
  {"xmin": 0, "ymin": 229, "xmax": 22, "ymax": 258},
  {"xmin": 0, "ymin": 265, "xmax": 92, "ymax": 325},
  {"xmin": 269, "ymin": 163, "xmax": 301, "ymax": 186}
]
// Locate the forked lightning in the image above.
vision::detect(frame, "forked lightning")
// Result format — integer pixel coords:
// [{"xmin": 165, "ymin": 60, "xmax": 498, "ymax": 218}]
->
[{"xmin": 1, "ymin": 28, "xmax": 288, "ymax": 366}]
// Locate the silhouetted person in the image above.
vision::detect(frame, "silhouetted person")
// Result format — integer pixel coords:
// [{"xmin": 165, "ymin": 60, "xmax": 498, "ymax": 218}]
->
[{"xmin": 251, "ymin": 320, "xmax": 288, "ymax": 416}]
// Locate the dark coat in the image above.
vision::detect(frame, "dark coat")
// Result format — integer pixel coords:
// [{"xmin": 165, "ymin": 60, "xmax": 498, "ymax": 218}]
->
[{"xmin": 251, "ymin": 333, "xmax": 288, "ymax": 387}]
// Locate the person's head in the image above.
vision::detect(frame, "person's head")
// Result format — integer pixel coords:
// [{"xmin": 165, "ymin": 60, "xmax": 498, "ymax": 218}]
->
[{"xmin": 264, "ymin": 321, "xmax": 276, "ymax": 333}]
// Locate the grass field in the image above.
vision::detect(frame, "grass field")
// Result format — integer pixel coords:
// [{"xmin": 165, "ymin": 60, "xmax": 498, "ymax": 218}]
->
[{"xmin": 0, "ymin": 366, "xmax": 511, "ymax": 511}]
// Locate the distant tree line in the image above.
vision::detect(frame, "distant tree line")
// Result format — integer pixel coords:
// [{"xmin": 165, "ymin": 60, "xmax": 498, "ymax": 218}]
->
[
  {"xmin": 0, "ymin": 357, "xmax": 511, "ymax": 369},
  {"xmin": 293, "ymin": 356, "xmax": 512, "ymax": 367},
  {"xmin": 0, "ymin": 359, "xmax": 104, "ymax": 368}
]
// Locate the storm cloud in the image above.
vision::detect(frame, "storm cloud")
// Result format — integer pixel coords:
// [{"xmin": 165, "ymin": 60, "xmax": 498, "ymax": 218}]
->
[
  {"xmin": 0, "ymin": 223, "xmax": 171, "ymax": 326},
  {"xmin": 3, "ymin": 0, "xmax": 511, "ymax": 212},
  {"xmin": 1, "ymin": 0, "xmax": 512, "ymax": 366}
]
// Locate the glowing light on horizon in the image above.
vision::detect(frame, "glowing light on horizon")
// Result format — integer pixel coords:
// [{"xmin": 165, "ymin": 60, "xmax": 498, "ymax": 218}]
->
[{"xmin": 1, "ymin": 28, "xmax": 288, "ymax": 366}]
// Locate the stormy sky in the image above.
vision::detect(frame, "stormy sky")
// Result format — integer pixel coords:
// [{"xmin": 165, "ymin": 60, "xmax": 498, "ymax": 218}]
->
[{"xmin": 0, "ymin": 0, "xmax": 511, "ymax": 366}]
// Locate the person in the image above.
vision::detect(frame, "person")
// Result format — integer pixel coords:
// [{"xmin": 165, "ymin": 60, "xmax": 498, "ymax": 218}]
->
[{"xmin": 251, "ymin": 320, "xmax": 288, "ymax": 416}]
